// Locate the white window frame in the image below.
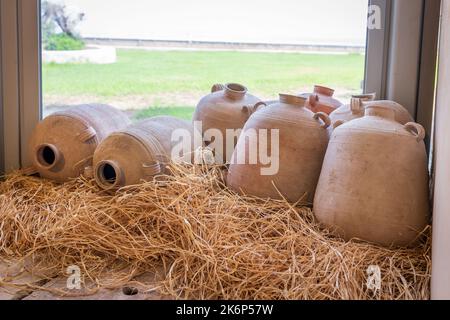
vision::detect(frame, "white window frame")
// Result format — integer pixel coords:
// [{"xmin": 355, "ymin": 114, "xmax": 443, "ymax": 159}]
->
[
  {"xmin": 431, "ymin": 0, "xmax": 450, "ymax": 300},
  {"xmin": 1, "ymin": 0, "xmax": 439, "ymax": 172},
  {"xmin": 365, "ymin": 0, "xmax": 440, "ymax": 150},
  {"xmin": 1, "ymin": 0, "xmax": 448, "ymax": 300}
]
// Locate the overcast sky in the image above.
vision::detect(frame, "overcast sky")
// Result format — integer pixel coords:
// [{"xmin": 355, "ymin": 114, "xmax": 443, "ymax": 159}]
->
[{"xmin": 58, "ymin": 0, "xmax": 369, "ymax": 46}]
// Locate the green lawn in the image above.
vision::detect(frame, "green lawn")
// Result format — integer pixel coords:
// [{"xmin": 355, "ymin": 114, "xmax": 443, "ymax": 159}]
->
[
  {"xmin": 134, "ymin": 106, "xmax": 195, "ymax": 120},
  {"xmin": 42, "ymin": 49, "xmax": 365, "ymax": 120}
]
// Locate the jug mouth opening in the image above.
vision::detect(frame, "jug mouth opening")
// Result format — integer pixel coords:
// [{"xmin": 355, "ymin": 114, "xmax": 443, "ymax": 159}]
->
[
  {"xmin": 36, "ymin": 144, "xmax": 60, "ymax": 169},
  {"xmin": 224, "ymin": 83, "xmax": 248, "ymax": 100},
  {"xmin": 314, "ymin": 85, "xmax": 335, "ymax": 97},
  {"xmin": 279, "ymin": 94, "xmax": 307, "ymax": 107},
  {"xmin": 95, "ymin": 160, "xmax": 122, "ymax": 190}
]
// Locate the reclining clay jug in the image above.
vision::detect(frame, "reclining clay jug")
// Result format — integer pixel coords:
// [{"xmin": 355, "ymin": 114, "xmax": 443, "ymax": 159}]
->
[
  {"xmin": 193, "ymin": 83, "xmax": 263, "ymax": 164},
  {"xmin": 227, "ymin": 94, "xmax": 330, "ymax": 203},
  {"xmin": 92, "ymin": 116, "xmax": 195, "ymax": 190},
  {"xmin": 300, "ymin": 85, "xmax": 342, "ymax": 115},
  {"xmin": 314, "ymin": 104, "xmax": 430, "ymax": 247},
  {"xmin": 28, "ymin": 104, "xmax": 130, "ymax": 182}
]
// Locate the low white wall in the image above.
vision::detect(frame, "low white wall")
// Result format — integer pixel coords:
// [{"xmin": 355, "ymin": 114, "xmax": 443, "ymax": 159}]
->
[{"xmin": 42, "ymin": 45, "xmax": 117, "ymax": 64}]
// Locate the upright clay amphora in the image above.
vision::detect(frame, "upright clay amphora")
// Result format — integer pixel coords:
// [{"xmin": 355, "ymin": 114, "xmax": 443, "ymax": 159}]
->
[
  {"xmin": 300, "ymin": 85, "xmax": 342, "ymax": 115},
  {"xmin": 193, "ymin": 83, "xmax": 263, "ymax": 164},
  {"xmin": 92, "ymin": 116, "xmax": 195, "ymax": 190},
  {"xmin": 314, "ymin": 104, "xmax": 430, "ymax": 247},
  {"xmin": 330, "ymin": 97, "xmax": 413, "ymax": 128},
  {"xmin": 28, "ymin": 104, "xmax": 131, "ymax": 182},
  {"xmin": 227, "ymin": 94, "xmax": 331, "ymax": 203}
]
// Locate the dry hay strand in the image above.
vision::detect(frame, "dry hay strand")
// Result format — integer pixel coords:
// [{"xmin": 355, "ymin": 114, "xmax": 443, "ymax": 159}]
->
[{"xmin": 0, "ymin": 164, "xmax": 431, "ymax": 300}]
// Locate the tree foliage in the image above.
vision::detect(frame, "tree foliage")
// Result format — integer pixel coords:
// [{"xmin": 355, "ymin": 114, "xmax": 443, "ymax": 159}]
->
[{"xmin": 42, "ymin": 1, "xmax": 85, "ymax": 39}]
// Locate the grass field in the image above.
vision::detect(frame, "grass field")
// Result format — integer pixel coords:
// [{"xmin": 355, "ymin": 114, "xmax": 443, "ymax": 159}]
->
[
  {"xmin": 133, "ymin": 106, "xmax": 196, "ymax": 121},
  {"xmin": 42, "ymin": 49, "xmax": 365, "ymax": 120}
]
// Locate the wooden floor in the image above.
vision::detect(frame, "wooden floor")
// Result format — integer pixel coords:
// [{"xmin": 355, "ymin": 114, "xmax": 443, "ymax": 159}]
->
[{"xmin": 0, "ymin": 259, "xmax": 169, "ymax": 300}]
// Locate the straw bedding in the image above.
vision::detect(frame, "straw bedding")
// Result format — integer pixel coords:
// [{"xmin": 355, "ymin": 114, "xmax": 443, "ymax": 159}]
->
[{"xmin": 0, "ymin": 164, "xmax": 431, "ymax": 300}]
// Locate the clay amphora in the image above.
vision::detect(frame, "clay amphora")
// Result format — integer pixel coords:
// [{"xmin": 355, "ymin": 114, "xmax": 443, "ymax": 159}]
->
[
  {"xmin": 92, "ymin": 116, "xmax": 195, "ymax": 190},
  {"xmin": 193, "ymin": 83, "xmax": 263, "ymax": 164},
  {"xmin": 28, "ymin": 104, "xmax": 130, "ymax": 182},
  {"xmin": 314, "ymin": 104, "xmax": 430, "ymax": 247},
  {"xmin": 227, "ymin": 94, "xmax": 330, "ymax": 203}
]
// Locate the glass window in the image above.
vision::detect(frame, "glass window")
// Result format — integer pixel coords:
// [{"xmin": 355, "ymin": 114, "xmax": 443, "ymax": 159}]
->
[{"xmin": 41, "ymin": 0, "xmax": 369, "ymax": 120}]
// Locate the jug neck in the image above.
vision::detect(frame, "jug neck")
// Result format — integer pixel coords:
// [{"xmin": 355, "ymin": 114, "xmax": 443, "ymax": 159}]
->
[
  {"xmin": 224, "ymin": 83, "xmax": 247, "ymax": 100},
  {"xmin": 35, "ymin": 144, "xmax": 61, "ymax": 170},
  {"xmin": 314, "ymin": 85, "xmax": 335, "ymax": 97},
  {"xmin": 95, "ymin": 160, "xmax": 124, "ymax": 190},
  {"xmin": 365, "ymin": 105, "xmax": 396, "ymax": 120},
  {"xmin": 279, "ymin": 94, "xmax": 307, "ymax": 107}
]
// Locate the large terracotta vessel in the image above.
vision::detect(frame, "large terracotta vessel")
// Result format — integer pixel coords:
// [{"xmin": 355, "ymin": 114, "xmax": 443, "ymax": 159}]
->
[
  {"xmin": 300, "ymin": 85, "xmax": 342, "ymax": 115},
  {"xmin": 314, "ymin": 104, "xmax": 430, "ymax": 247},
  {"xmin": 92, "ymin": 116, "xmax": 195, "ymax": 190},
  {"xmin": 330, "ymin": 97, "xmax": 413, "ymax": 128},
  {"xmin": 193, "ymin": 83, "xmax": 263, "ymax": 164},
  {"xmin": 28, "ymin": 104, "xmax": 130, "ymax": 182},
  {"xmin": 227, "ymin": 94, "xmax": 330, "ymax": 203}
]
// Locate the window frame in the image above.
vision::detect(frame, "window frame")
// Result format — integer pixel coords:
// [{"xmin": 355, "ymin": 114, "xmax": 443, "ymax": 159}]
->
[
  {"xmin": 431, "ymin": 0, "xmax": 450, "ymax": 300},
  {"xmin": 0, "ymin": 0, "xmax": 439, "ymax": 167},
  {"xmin": 0, "ymin": 0, "xmax": 41, "ymax": 174},
  {"xmin": 1, "ymin": 0, "xmax": 448, "ymax": 299},
  {"xmin": 18, "ymin": 0, "xmax": 42, "ymax": 168},
  {"xmin": 364, "ymin": 0, "xmax": 440, "ymax": 150},
  {"xmin": 364, "ymin": 0, "xmax": 392, "ymax": 99},
  {"xmin": 0, "ymin": 0, "xmax": 21, "ymax": 174}
]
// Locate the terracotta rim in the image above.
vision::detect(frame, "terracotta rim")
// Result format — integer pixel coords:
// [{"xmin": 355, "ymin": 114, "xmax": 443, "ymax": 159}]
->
[
  {"xmin": 224, "ymin": 83, "xmax": 248, "ymax": 100},
  {"xmin": 352, "ymin": 93, "xmax": 376, "ymax": 101},
  {"xmin": 35, "ymin": 144, "xmax": 61, "ymax": 170},
  {"xmin": 279, "ymin": 94, "xmax": 306, "ymax": 107},
  {"xmin": 314, "ymin": 85, "xmax": 335, "ymax": 97},
  {"xmin": 95, "ymin": 160, "xmax": 123, "ymax": 190}
]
